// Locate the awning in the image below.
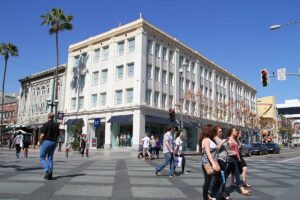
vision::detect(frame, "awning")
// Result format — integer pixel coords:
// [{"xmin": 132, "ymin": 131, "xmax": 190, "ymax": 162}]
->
[
  {"xmin": 64, "ymin": 118, "xmax": 83, "ymax": 125},
  {"xmin": 107, "ymin": 114, "xmax": 133, "ymax": 123},
  {"xmin": 145, "ymin": 115, "xmax": 170, "ymax": 125}
]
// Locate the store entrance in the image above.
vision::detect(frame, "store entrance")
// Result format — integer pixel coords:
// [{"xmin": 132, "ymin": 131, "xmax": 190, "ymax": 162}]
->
[
  {"xmin": 95, "ymin": 123, "xmax": 105, "ymax": 148},
  {"xmin": 117, "ymin": 124, "xmax": 132, "ymax": 147}
]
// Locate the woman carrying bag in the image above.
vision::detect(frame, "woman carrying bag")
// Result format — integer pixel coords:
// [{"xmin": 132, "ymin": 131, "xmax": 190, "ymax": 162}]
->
[
  {"xmin": 200, "ymin": 125, "xmax": 222, "ymax": 200},
  {"xmin": 174, "ymin": 130, "xmax": 188, "ymax": 175}
]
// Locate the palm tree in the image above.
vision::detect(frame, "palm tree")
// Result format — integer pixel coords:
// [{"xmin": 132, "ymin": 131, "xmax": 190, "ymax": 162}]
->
[
  {"xmin": 41, "ymin": 8, "xmax": 73, "ymax": 114},
  {"xmin": 0, "ymin": 43, "xmax": 19, "ymax": 144}
]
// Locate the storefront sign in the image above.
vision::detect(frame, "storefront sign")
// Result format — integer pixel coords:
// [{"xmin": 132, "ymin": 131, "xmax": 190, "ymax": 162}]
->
[
  {"xmin": 94, "ymin": 118, "xmax": 101, "ymax": 128},
  {"xmin": 57, "ymin": 112, "xmax": 64, "ymax": 120},
  {"xmin": 92, "ymin": 137, "xmax": 97, "ymax": 148}
]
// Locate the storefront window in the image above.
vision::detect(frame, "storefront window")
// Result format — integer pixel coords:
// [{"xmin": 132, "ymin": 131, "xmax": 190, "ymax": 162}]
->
[{"xmin": 116, "ymin": 124, "xmax": 132, "ymax": 147}]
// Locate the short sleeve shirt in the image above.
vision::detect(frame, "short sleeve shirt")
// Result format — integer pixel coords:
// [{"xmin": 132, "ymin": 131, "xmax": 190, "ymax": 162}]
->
[
  {"xmin": 142, "ymin": 136, "xmax": 150, "ymax": 148},
  {"xmin": 41, "ymin": 120, "xmax": 60, "ymax": 142},
  {"xmin": 163, "ymin": 131, "xmax": 174, "ymax": 153}
]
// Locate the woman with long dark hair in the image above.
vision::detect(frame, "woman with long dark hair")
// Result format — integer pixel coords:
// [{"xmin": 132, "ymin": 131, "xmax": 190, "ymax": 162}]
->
[
  {"xmin": 200, "ymin": 124, "xmax": 222, "ymax": 200},
  {"xmin": 174, "ymin": 129, "xmax": 188, "ymax": 175},
  {"xmin": 226, "ymin": 127, "xmax": 250, "ymax": 196}
]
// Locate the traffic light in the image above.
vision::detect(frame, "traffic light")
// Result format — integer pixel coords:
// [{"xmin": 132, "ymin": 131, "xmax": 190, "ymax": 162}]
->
[
  {"xmin": 261, "ymin": 69, "xmax": 268, "ymax": 87},
  {"xmin": 169, "ymin": 109, "xmax": 175, "ymax": 122}
]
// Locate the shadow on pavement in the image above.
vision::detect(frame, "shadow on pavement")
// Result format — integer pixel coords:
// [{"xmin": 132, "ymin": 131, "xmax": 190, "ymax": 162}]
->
[{"xmin": 52, "ymin": 173, "xmax": 86, "ymax": 180}]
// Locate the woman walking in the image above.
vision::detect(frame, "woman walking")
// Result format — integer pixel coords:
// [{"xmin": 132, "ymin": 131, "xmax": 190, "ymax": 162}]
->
[
  {"xmin": 12, "ymin": 131, "xmax": 23, "ymax": 159},
  {"xmin": 200, "ymin": 124, "xmax": 222, "ymax": 200},
  {"xmin": 175, "ymin": 130, "xmax": 188, "ymax": 175},
  {"xmin": 237, "ymin": 130, "xmax": 251, "ymax": 188},
  {"xmin": 226, "ymin": 127, "xmax": 250, "ymax": 196}
]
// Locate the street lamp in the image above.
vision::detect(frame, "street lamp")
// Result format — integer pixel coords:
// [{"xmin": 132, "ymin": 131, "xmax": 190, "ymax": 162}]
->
[
  {"xmin": 46, "ymin": 98, "xmax": 59, "ymax": 116},
  {"xmin": 178, "ymin": 62, "xmax": 189, "ymax": 129},
  {"xmin": 270, "ymin": 20, "xmax": 300, "ymax": 30}
]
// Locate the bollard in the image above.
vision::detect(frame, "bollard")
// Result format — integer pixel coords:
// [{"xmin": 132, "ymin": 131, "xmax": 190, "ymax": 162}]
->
[
  {"xmin": 65, "ymin": 147, "xmax": 69, "ymax": 158},
  {"xmin": 86, "ymin": 148, "xmax": 89, "ymax": 157}
]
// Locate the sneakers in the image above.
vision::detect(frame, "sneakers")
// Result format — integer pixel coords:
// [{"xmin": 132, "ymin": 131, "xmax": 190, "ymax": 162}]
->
[
  {"xmin": 182, "ymin": 171, "xmax": 189, "ymax": 175},
  {"xmin": 155, "ymin": 171, "xmax": 158, "ymax": 176},
  {"xmin": 240, "ymin": 186, "xmax": 251, "ymax": 196},
  {"xmin": 221, "ymin": 192, "xmax": 230, "ymax": 200},
  {"xmin": 44, "ymin": 171, "xmax": 52, "ymax": 180},
  {"xmin": 208, "ymin": 195, "xmax": 217, "ymax": 200}
]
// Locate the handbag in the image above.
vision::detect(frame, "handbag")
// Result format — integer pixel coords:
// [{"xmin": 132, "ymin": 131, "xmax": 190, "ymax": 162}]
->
[
  {"xmin": 204, "ymin": 161, "xmax": 220, "ymax": 175},
  {"xmin": 20, "ymin": 140, "xmax": 24, "ymax": 148},
  {"xmin": 177, "ymin": 157, "xmax": 183, "ymax": 167}
]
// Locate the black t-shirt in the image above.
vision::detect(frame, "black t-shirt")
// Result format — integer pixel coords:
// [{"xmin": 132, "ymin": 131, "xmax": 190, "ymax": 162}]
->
[{"xmin": 41, "ymin": 120, "xmax": 60, "ymax": 142}]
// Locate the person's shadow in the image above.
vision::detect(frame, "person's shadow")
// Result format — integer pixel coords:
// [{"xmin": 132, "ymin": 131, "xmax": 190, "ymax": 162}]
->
[{"xmin": 52, "ymin": 173, "xmax": 86, "ymax": 180}]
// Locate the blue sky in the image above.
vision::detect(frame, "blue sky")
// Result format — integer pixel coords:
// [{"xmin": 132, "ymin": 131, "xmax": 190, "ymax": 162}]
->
[{"xmin": 0, "ymin": 0, "xmax": 300, "ymax": 103}]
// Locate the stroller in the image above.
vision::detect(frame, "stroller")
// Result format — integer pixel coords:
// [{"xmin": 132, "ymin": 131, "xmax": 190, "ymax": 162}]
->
[{"xmin": 137, "ymin": 144, "xmax": 155, "ymax": 160}]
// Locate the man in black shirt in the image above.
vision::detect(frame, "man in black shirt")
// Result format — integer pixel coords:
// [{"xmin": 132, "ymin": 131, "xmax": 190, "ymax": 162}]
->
[{"xmin": 39, "ymin": 113, "xmax": 60, "ymax": 180}]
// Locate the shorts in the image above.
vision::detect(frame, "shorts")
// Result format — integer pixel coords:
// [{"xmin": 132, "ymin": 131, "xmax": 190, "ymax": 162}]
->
[
  {"xmin": 143, "ymin": 148, "xmax": 149, "ymax": 153},
  {"xmin": 240, "ymin": 157, "xmax": 247, "ymax": 168}
]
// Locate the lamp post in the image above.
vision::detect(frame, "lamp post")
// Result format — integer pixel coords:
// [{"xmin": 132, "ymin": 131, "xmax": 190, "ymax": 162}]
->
[
  {"xmin": 177, "ymin": 62, "xmax": 189, "ymax": 129},
  {"xmin": 270, "ymin": 20, "xmax": 300, "ymax": 30},
  {"xmin": 46, "ymin": 98, "xmax": 59, "ymax": 118}
]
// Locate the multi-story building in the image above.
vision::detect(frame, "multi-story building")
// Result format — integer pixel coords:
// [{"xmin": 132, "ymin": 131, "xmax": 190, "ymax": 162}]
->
[
  {"xmin": 17, "ymin": 65, "xmax": 66, "ymax": 144},
  {"xmin": 257, "ymin": 96, "xmax": 278, "ymax": 143},
  {"xmin": 64, "ymin": 18, "xmax": 256, "ymax": 151},
  {"xmin": 0, "ymin": 93, "xmax": 18, "ymax": 127}
]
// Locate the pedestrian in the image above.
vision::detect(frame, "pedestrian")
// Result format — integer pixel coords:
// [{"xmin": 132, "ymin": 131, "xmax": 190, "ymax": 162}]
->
[
  {"xmin": 140, "ymin": 133, "xmax": 151, "ymax": 160},
  {"xmin": 211, "ymin": 126, "xmax": 230, "ymax": 200},
  {"xmin": 236, "ymin": 129, "xmax": 251, "ymax": 188},
  {"xmin": 155, "ymin": 126, "xmax": 176, "ymax": 177},
  {"xmin": 80, "ymin": 134, "xmax": 87, "ymax": 157},
  {"xmin": 150, "ymin": 135, "xmax": 157, "ymax": 156},
  {"xmin": 155, "ymin": 137, "xmax": 161, "ymax": 159},
  {"xmin": 12, "ymin": 131, "xmax": 23, "ymax": 159},
  {"xmin": 23, "ymin": 135, "xmax": 30, "ymax": 158},
  {"xmin": 39, "ymin": 113, "xmax": 60, "ymax": 180},
  {"xmin": 226, "ymin": 127, "xmax": 250, "ymax": 196},
  {"xmin": 174, "ymin": 129, "xmax": 188, "ymax": 175},
  {"xmin": 200, "ymin": 124, "xmax": 222, "ymax": 200}
]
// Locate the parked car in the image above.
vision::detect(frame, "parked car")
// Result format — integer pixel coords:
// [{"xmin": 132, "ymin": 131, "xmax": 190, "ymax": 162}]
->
[
  {"xmin": 265, "ymin": 143, "xmax": 280, "ymax": 154},
  {"xmin": 241, "ymin": 143, "xmax": 252, "ymax": 157},
  {"xmin": 251, "ymin": 143, "xmax": 268, "ymax": 155}
]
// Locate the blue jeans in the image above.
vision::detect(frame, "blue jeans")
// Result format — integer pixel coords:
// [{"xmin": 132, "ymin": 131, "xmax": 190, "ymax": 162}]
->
[
  {"xmin": 40, "ymin": 140, "xmax": 57, "ymax": 173},
  {"xmin": 226, "ymin": 157, "xmax": 242, "ymax": 187},
  {"xmin": 155, "ymin": 152, "xmax": 175, "ymax": 176}
]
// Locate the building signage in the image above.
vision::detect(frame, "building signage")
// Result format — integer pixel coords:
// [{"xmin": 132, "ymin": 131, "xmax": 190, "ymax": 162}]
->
[
  {"xmin": 94, "ymin": 118, "xmax": 101, "ymax": 128},
  {"xmin": 57, "ymin": 112, "xmax": 64, "ymax": 120},
  {"xmin": 92, "ymin": 137, "xmax": 97, "ymax": 148}
]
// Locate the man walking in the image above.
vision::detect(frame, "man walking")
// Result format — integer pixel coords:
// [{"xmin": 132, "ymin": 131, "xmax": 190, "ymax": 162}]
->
[
  {"xmin": 140, "ymin": 133, "xmax": 150, "ymax": 160},
  {"xmin": 39, "ymin": 113, "xmax": 60, "ymax": 180},
  {"xmin": 155, "ymin": 126, "xmax": 176, "ymax": 177}
]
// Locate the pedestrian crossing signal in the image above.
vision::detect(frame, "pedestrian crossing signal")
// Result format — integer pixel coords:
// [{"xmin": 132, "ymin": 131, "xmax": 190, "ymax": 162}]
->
[{"xmin": 261, "ymin": 69, "xmax": 269, "ymax": 87}]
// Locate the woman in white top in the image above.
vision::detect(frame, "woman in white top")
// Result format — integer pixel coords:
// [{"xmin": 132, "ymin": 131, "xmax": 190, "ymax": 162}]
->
[
  {"xmin": 150, "ymin": 135, "xmax": 157, "ymax": 156},
  {"xmin": 175, "ymin": 130, "xmax": 188, "ymax": 174}
]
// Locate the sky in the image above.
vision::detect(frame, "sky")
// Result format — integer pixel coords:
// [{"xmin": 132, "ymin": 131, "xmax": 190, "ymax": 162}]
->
[{"xmin": 0, "ymin": 0, "xmax": 300, "ymax": 104}]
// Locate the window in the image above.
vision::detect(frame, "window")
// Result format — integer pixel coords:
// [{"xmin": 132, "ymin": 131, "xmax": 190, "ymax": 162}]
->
[
  {"xmin": 115, "ymin": 90, "xmax": 122, "ymax": 105},
  {"xmin": 180, "ymin": 77, "xmax": 184, "ymax": 90},
  {"xmin": 155, "ymin": 67, "xmax": 160, "ymax": 81},
  {"xmin": 186, "ymin": 80, "xmax": 190, "ymax": 90},
  {"xmin": 117, "ymin": 41, "xmax": 124, "ymax": 56},
  {"xmin": 169, "ymin": 51, "xmax": 174, "ymax": 63},
  {"xmin": 163, "ymin": 47, "xmax": 167, "ymax": 60},
  {"xmin": 127, "ymin": 63, "xmax": 134, "ymax": 77},
  {"xmin": 179, "ymin": 56, "xmax": 184, "ymax": 66},
  {"xmin": 36, "ymin": 87, "xmax": 40, "ymax": 96},
  {"xmin": 79, "ymin": 97, "xmax": 84, "ymax": 109},
  {"xmin": 101, "ymin": 69, "xmax": 108, "ymax": 84},
  {"xmin": 74, "ymin": 56, "xmax": 79, "ymax": 67},
  {"xmin": 154, "ymin": 91, "xmax": 159, "ymax": 107},
  {"xmin": 116, "ymin": 65, "xmax": 124, "ymax": 80},
  {"xmin": 191, "ymin": 62, "xmax": 195, "ymax": 74},
  {"xmin": 192, "ymin": 82, "xmax": 195, "ymax": 92},
  {"xmin": 102, "ymin": 46, "xmax": 109, "ymax": 60},
  {"xmin": 162, "ymin": 70, "xmax": 167, "ymax": 84},
  {"xmin": 128, "ymin": 38, "xmax": 135, "ymax": 53},
  {"xmin": 41, "ymin": 86, "xmax": 45, "ymax": 95},
  {"xmin": 169, "ymin": 95, "xmax": 173, "ymax": 108},
  {"xmin": 94, "ymin": 49, "xmax": 100, "ymax": 63},
  {"xmin": 186, "ymin": 59, "xmax": 190, "ymax": 71},
  {"xmin": 147, "ymin": 40, "xmax": 153, "ymax": 54},
  {"xmin": 169, "ymin": 73, "xmax": 174, "ymax": 86},
  {"xmin": 92, "ymin": 71, "xmax": 99, "ymax": 85},
  {"xmin": 146, "ymin": 89, "xmax": 152, "ymax": 105},
  {"xmin": 147, "ymin": 65, "xmax": 152, "ymax": 79},
  {"xmin": 100, "ymin": 93, "xmax": 106, "ymax": 106},
  {"xmin": 155, "ymin": 44, "xmax": 160, "ymax": 58},
  {"xmin": 162, "ymin": 94, "xmax": 167, "ymax": 108},
  {"xmin": 126, "ymin": 88, "xmax": 133, "ymax": 103},
  {"xmin": 91, "ymin": 94, "xmax": 97, "ymax": 108}
]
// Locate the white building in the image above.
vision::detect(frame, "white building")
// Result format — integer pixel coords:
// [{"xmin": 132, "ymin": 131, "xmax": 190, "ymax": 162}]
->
[
  {"xmin": 64, "ymin": 18, "xmax": 256, "ymax": 151},
  {"xmin": 17, "ymin": 65, "xmax": 66, "ymax": 145}
]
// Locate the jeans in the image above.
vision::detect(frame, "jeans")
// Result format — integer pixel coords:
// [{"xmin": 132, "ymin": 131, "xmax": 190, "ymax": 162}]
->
[
  {"xmin": 15, "ymin": 144, "xmax": 21, "ymax": 158},
  {"xmin": 40, "ymin": 140, "xmax": 57, "ymax": 173},
  {"xmin": 226, "ymin": 157, "xmax": 242, "ymax": 187},
  {"xmin": 202, "ymin": 165, "xmax": 222, "ymax": 200},
  {"xmin": 155, "ymin": 152, "xmax": 175, "ymax": 176}
]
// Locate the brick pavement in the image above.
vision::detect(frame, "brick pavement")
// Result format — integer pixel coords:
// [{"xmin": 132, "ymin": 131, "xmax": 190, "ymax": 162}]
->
[{"xmin": 0, "ymin": 148, "xmax": 300, "ymax": 200}]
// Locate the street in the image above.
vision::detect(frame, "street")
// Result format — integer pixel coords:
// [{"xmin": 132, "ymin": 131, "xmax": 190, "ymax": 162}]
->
[{"xmin": 0, "ymin": 148, "xmax": 300, "ymax": 200}]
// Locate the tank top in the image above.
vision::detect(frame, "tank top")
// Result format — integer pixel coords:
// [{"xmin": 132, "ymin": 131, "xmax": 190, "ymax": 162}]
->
[{"xmin": 201, "ymin": 138, "xmax": 218, "ymax": 165}]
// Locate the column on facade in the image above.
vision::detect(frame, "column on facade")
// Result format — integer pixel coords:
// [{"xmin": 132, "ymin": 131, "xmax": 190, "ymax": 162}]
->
[
  {"xmin": 174, "ymin": 48, "xmax": 180, "ymax": 112},
  {"xmin": 225, "ymin": 77, "xmax": 230, "ymax": 123},
  {"xmin": 232, "ymin": 81, "xmax": 237, "ymax": 125},
  {"xmin": 211, "ymin": 69, "xmax": 216, "ymax": 120},
  {"xmin": 132, "ymin": 110, "xmax": 145, "ymax": 150},
  {"xmin": 195, "ymin": 60, "xmax": 200, "ymax": 118},
  {"xmin": 104, "ymin": 114, "xmax": 112, "ymax": 149}
]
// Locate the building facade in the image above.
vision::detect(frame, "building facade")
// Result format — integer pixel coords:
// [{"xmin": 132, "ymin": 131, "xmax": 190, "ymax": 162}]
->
[
  {"xmin": 0, "ymin": 93, "xmax": 18, "ymax": 127},
  {"xmin": 64, "ymin": 18, "xmax": 257, "ymax": 151},
  {"xmin": 17, "ymin": 65, "xmax": 66, "ymax": 144}
]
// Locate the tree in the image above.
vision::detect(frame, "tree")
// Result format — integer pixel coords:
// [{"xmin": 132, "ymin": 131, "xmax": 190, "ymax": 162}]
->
[
  {"xmin": 41, "ymin": 8, "xmax": 73, "ymax": 115},
  {"xmin": 0, "ymin": 43, "xmax": 19, "ymax": 144}
]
